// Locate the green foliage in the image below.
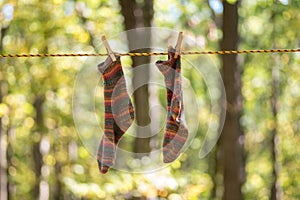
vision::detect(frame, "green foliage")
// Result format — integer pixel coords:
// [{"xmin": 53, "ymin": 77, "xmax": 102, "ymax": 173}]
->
[{"xmin": 0, "ymin": 0, "xmax": 300, "ymax": 199}]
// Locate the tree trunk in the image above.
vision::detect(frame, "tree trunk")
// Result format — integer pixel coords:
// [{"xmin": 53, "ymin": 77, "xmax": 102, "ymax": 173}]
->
[
  {"xmin": 32, "ymin": 96, "xmax": 45, "ymax": 199},
  {"xmin": 270, "ymin": 59, "xmax": 280, "ymax": 200},
  {"xmin": 219, "ymin": 1, "xmax": 244, "ymax": 200},
  {"xmin": 269, "ymin": 5, "xmax": 281, "ymax": 199},
  {"xmin": 0, "ymin": 25, "xmax": 9, "ymax": 200},
  {"xmin": 0, "ymin": 81, "xmax": 8, "ymax": 200},
  {"xmin": 0, "ymin": 85, "xmax": 9, "ymax": 200},
  {"xmin": 118, "ymin": 0, "xmax": 153, "ymax": 156},
  {"xmin": 52, "ymin": 162, "xmax": 63, "ymax": 200}
]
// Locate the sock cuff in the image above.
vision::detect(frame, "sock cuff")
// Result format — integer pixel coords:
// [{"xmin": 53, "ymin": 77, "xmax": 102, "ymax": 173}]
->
[
  {"xmin": 97, "ymin": 55, "xmax": 121, "ymax": 73},
  {"xmin": 97, "ymin": 56, "xmax": 124, "ymax": 85},
  {"xmin": 155, "ymin": 47, "xmax": 181, "ymax": 75}
]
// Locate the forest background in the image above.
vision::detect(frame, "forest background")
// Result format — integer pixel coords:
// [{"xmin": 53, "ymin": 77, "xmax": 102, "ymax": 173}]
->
[{"xmin": 0, "ymin": 0, "xmax": 300, "ymax": 199}]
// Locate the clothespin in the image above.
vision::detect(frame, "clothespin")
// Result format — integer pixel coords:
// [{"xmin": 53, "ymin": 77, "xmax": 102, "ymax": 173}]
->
[
  {"xmin": 174, "ymin": 32, "xmax": 183, "ymax": 59},
  {"xmin": 101, "ymin": 35, "xmax": 116, "ymax": 61}
]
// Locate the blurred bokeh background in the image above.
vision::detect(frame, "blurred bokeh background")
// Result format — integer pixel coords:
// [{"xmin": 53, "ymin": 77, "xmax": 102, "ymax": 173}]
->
[{"xmin": 1, "ymin": 0, "xmax": 300, "ymax": 199}]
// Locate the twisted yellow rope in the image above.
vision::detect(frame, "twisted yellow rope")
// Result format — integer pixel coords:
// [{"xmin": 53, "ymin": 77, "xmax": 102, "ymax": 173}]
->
[{"xmin": 0, "ymin": 48, "xmax": 299, "ymax": 58}]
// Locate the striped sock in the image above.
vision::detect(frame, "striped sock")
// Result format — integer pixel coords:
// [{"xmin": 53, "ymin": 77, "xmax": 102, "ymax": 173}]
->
[
  {"xmin": 97, "ymin": 56, "xmax": 134, "ymax": 173},
  {"xmin": 156, "ymin": 47, "xmax": 188, "ymax": 163}
]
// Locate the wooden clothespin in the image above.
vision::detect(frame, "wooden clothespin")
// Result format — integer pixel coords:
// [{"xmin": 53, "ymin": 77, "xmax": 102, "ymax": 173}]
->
[
  {"xmin": 101, "ymin": 35, "xmax": 116, "ymax": 61},
  {"xmin": 174, "ymin": 32, "xmax": 183, "ymax": 59}
]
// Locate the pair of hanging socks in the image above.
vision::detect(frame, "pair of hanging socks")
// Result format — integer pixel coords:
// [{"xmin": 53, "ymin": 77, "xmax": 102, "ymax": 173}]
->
[
  {"xmin": 97, "ymin": 48, "xmax": 188, "ymax": 172},
  {"xmin": 97, "ymin": 56, "xmax": 134, "ymax": 174},
  {"xmin": 156, "ymin": 47, "xmax": 189, "ymax": 163}
]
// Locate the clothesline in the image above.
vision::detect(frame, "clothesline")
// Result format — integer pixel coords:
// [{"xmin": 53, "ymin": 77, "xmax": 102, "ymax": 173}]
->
[{"xmin": 0, "ymin": 48, "xmax": 299, "ymax": 58}]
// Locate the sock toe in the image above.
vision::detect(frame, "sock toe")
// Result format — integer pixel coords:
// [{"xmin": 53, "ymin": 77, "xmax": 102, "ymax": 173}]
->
[{"xmin": 97, "ymin": 160, "xmax": 110, "ymax": 174}]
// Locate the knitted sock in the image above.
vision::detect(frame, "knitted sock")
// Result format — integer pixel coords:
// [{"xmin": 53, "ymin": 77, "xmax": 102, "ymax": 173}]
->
[
  {"xmin": 156, "ymin": 47, "xmax": 188, "ymax": 163},
  {"xmin": 97, "ymin": 56, "xmax": 134, "ymax": 173}
]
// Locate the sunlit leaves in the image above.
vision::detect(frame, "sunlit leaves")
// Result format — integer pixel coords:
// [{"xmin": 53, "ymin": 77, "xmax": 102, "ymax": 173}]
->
[{"xmin": 1, "ymin": 0, "xmax": 300, "ymax": 199}]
